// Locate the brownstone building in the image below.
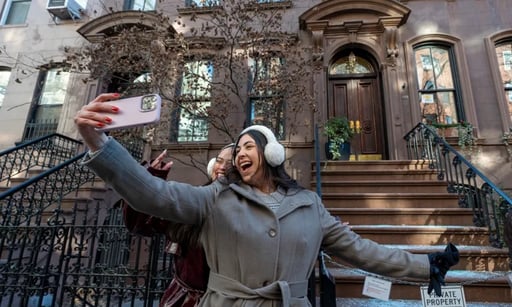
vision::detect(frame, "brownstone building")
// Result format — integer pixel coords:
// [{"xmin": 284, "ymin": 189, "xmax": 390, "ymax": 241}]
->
[
  {"xmin": 1, "ymin": 1, "xmax": 511, "ymax": 305},
  {"xmin": 0, "ymin": 0, "xmax": 511, "ymax": 190}
]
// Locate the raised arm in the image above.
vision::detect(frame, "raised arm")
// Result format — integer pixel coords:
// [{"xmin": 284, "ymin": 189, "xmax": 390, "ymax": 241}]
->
[
  {"xmin": 85, "ymin": 138, "xmax": 219, "ymax": 225},
  {"xmin": 75, "ymin": 94, "xmax": 219, "ymax": 225}
]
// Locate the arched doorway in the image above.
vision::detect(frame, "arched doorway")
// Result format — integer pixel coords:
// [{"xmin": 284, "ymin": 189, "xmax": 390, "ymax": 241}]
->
[{"xmin": 327, "ymin": 49, "xmax": 385, "ymax": 160}]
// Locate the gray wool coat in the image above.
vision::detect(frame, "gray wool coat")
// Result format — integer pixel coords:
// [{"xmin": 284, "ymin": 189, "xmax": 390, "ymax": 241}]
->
[{"xmin": 84, "ymin": 138, "xmax": 431, "ymax": 307}]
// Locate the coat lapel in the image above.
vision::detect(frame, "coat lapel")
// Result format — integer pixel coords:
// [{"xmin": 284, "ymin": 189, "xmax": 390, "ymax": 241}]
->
[{"xmin": 275, "ymin": 190, "xmax": 313, "ymax": 219}]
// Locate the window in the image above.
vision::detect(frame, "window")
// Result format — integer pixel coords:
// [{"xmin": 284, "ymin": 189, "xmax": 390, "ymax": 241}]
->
[
  {"xmin": 329, "ymin": 52, "xmax": 373, "ymax": 75},
  {"xmin": 124, "ymin": 0, "xmax": 156, "ymax": 11},
  {"xmin": 39, "ymin": 68, "xmax": 70, "ymax": 105},
  {"xmin": 176, "ymin": 60, "xmax": 213, "ymax": 142},
  {"xmin": 185, "ymin": 0, "xmax": 219, "ymax": 7},
  {"xmin": 22, "ymin": 67, "xmax": 70, "ymax": 141},
  {"xmin": 414, "ymin": 45, "xmax": 462, "ymax": 125},
  {"xmin": 495, "ymin": 40, "xmax": 512, "ymax": 123},
  {"xmin": 0, "ymin": 68, "xmax": 11, "ymax": 108},
  {"xmin": 248, "ymin": 56, "xmax": 285, "ymax": 139},
  {"xmin": 1, "ymin": 0, "xmax": 30, "ymax": 25}
]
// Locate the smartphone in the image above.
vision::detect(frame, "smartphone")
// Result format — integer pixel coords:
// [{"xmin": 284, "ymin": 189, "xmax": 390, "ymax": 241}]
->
[{"xmin": 96, "ymin": 94, "xmax": 162, "ymax": 131}]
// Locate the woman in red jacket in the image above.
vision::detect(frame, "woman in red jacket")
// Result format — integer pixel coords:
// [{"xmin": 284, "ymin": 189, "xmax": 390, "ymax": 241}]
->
[{"xmin": 120, "ymin": 144, "xmax": 234, "ymax": 307}]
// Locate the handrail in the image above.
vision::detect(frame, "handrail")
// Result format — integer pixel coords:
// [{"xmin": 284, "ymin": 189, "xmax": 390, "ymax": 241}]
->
[
  {"xmin": 404, "ymin": 123, "xmax": 512, "ymax": 250},
  {"xmin": 0, "ymin": 152, "xmax": 97, "ymax": 226},
  {"xmin": 0, "ymin": 134, "xmax": 145, "ymax": 227},
  {"xmin": 315, "ymin": 124, "xmax": 322, "ymax": 198},
  {"xmin": 0, "ymin": 133, "xmax": 83, "ymax": 186}
]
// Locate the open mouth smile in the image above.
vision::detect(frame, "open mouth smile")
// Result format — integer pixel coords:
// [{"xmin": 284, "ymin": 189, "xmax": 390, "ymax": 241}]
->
[{"xmin": 239, "ymin": 161, "xmax": 252, "ymax": 172}]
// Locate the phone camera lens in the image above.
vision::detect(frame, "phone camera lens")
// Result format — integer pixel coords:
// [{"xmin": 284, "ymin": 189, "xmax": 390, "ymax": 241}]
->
[{"xmin": 142, "ymin": 95, "xmax": 157, "ymax": 111}]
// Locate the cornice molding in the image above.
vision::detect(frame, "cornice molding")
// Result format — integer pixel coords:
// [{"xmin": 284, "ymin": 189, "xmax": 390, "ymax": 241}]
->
[{"xmin": 77, "ymin": 11, "xmax": 176, "ymax": 42}]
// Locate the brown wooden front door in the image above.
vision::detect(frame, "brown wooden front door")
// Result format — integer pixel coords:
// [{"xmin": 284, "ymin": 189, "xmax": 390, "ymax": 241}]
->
[{"xmin": 328, "ymin": 77, "xmax": 385, "ymax": 159}]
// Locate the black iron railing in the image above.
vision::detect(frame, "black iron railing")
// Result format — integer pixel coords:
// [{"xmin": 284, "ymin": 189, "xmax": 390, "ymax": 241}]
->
[
  {"xmin": 0, "ymin": 153, "xmax": 96, "ymax": 226},
  {"xmin": 0, "ymin": 133, "xmax": 170, "ymax": 307},
  {"xmin": 404, "ymin": 123, "xmax": 512, "ymax": 253},
  {"xmin": 0, "ymin": 133, "xmax": 82, "ymax": 187},
  {"xmin": 312, "ymin": 124, "xmax": 337, "ymax": 307}
]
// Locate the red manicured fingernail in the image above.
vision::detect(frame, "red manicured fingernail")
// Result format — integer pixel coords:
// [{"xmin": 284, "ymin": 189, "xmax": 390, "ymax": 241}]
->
[
  {"xmin": 113, "ymin": 93, "xmax": 120, "ymax": 97},
  {"xmin": 97, "ymin": 123, "xmax": 105, "ymax": 128},
  {"xmin": 105, "ymin": 117, "xmax": 112, "ymax": 123},
  {"xmin": 112, "ymin": 106, "xmax": 119, "ymax": 112}
]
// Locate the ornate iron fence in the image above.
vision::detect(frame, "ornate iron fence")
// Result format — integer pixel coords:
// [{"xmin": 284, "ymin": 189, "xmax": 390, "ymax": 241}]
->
[
  {"xmin": 0, "ymin": 134, "xmax": 169, "ymax": 307},
  {"xmin": 404, "ymin": 123, "xmax": 512, "ymax": 258},
  {"xmin": 0, "ymin": 134, "xmax": 82, "ymax": 187}
]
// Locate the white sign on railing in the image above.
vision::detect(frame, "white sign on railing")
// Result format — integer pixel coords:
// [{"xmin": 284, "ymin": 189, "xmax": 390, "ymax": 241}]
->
[
  {"xmin": 362, "ymin": 276, "xmax": 391, "ymax": 301},
  {"xmin": 420, "ymin": 285, "xmax": 466, "ymax": 307}
]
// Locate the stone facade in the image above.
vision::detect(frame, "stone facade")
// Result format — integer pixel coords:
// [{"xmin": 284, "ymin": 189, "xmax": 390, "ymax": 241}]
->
[{"xmin": 0, "ymin": 0, "xmax": 511, "ymax": 191}]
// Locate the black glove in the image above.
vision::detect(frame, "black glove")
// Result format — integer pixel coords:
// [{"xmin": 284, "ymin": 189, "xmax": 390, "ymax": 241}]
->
[{"xmin": 428, "ymin": 243, "xmax": 459, "ymax": 296}]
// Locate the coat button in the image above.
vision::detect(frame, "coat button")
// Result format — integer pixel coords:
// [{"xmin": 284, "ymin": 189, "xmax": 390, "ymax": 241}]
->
[{"xmin": 268, "ymin": 229, "xmax": 277, "ymax": 237}]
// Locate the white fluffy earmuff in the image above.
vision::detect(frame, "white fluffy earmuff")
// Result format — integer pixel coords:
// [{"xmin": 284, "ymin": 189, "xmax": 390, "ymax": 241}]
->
[
  {"xmin": 206, "ymin": 157, "xmax": 216, "ymax": 179},
  {"xmin": 240, "ymin": 125, "xmax": 285, "ymax": 167}
]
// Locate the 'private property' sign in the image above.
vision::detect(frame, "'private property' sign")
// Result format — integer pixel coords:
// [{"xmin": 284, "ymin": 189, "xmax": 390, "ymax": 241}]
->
[{"xmin": 420, "ymin": 285, "xmax": 466, "ymax": 307}]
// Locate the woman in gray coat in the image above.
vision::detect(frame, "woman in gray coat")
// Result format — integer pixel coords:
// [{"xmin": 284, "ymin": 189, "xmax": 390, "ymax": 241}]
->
[{"xmin": 75, "ymin": 93, "xmax": 458, "ymax": 307}]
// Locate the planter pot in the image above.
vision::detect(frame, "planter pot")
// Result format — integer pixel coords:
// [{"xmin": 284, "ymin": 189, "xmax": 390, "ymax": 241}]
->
[{"xmin": 325, "ymin": 141, "xmax": 351, "ymax": 160}]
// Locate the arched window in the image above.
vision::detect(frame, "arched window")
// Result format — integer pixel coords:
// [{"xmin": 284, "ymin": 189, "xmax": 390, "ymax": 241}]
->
[
  {"xmin": 414, "ymin": 44, "xmax": 462, "ymax": 125},
  {"xmin": 329, "ymin": 52, "xmax": 374, "ymax": 75},
  {"xmin": 494, "ymin": 39, "xmax": 512, "ymax": 124}
]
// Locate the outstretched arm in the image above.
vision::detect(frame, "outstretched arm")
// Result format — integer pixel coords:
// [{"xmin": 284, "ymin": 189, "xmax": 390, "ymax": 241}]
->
[{"xmin": 83, "ymin": 138, "xmax": 217, "ymax": 225}]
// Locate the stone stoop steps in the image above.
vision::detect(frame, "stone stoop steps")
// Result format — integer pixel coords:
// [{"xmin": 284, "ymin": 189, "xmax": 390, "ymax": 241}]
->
[
  {"xmin": 311, "ymin": 160, "xmax": 511, "ymax": 305},
  {"xmin": 323, "ymin": 298, "xmax": 512, "ymax": 307}
]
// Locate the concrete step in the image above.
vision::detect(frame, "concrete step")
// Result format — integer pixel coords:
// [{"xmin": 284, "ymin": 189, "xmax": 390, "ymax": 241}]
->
[
  {"xmin": 321, "ymin": 193, "xmax": 460, "ymax": 208},
  {"xmin": 314, "ymin": 169, "xmax": 440, "ymax": 181},
  {"xmin": 351, "ymin": 225, "xmax": 490, "ymax": 245},
  {"xmin": 43, "ymin": 197, "xmax": 96, "ymax": 215},
  {"xmin": 327, "ymin": 244, "xmax": 510, "ymax": 272},
  {"xmin": 314, "ymin": 181, "xmax": 449, "ymax": 193},
  {"xmin": 6, "ymin": 168, "xmax": 48, "ymax": 186},
  {"xmin": 312, "ymin": 158, "xmax": 508, "ymax": 305},
  {"xmin": 313, "ymin": 160, "xmax": 434, "ymax": 171},
  {"xmin": 322, "ymin": 297, "xmax": 512, "ymax": 306},
  {"xmin": 326, "ymin": 268, "xmax": 511, "ymax": 303},
  {"xmin": 329, "ymin": 208, "xmax": 474, "ymax": 226}
]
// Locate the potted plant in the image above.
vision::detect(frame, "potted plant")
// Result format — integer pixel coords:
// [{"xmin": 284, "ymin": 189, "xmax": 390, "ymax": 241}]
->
[
  {"xmin": 323, "ymin": 116, "xmax": 355, "ymax": 160},
  {"xmin": 429, "ymin": 121, "xmax": 477, "ymax": 152}
]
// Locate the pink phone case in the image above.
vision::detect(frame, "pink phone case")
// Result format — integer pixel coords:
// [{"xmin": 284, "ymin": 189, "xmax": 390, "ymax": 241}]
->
[{"xmin": 96, "ymin": 94, "xmax": 161, "ymax": 131}]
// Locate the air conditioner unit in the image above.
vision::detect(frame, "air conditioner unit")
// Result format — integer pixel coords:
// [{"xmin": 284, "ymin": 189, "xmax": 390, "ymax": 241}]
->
[{"xmin": 47, "ymin": 0, "xmax": 84, "ymax": 20}]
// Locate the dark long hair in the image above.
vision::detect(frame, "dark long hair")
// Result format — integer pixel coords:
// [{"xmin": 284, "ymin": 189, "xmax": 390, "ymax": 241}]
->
[
  {"xmin": 166, "ymin": 223, "xmax": 201, "ymax": 255},
  {"xmin": 226, "ymin": 130, "xmax": 303, "ymax": 191}
]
